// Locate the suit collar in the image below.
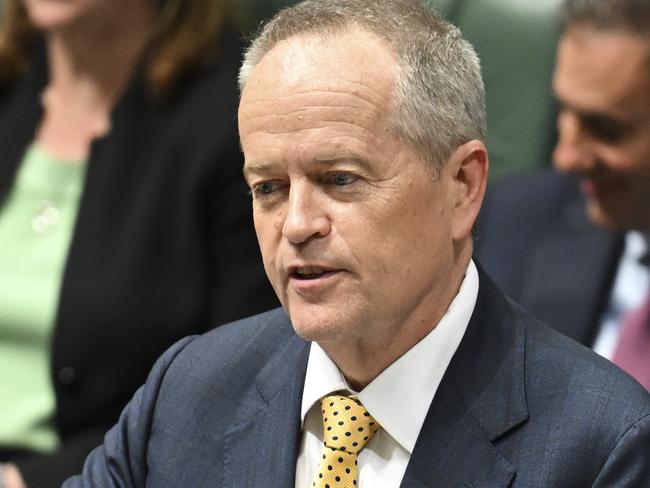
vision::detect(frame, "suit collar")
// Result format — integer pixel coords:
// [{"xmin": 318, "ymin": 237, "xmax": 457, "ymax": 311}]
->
[
  {"xmin": 402, "ymin": 268, "xmax": 525, "ymax": 487},
  {"xmin": 222, "ymin": 312, "xmax": 309, "ymax": 488},
  {"xmin": 521, "ymin": 187, "xmax": 622, "ymax": 344}
]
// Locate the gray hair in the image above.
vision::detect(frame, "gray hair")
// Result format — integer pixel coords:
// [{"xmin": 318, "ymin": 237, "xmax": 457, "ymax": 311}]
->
[
  {"xmin": 563, "ymin": 0, "xmax": 650, "ymax": 34},
  {"xmin": 238, "ymin": 0, "xmax": 486, "ymax": 170}
]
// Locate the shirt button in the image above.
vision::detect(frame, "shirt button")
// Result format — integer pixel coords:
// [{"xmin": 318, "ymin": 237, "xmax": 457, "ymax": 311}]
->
[
  {"xmin": 31, "ymin": 200, "xmax": 60, "ymax": 234},
  {"xmin": 57, "ymin": 367, "xmax": 77, "ymax": 386}
]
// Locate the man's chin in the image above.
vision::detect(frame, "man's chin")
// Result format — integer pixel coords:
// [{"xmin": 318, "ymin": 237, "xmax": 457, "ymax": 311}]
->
[
  {"xmin": 585, "ymin": 199, "xmax": 637, "ymax": 232},
  {"xmin": 288, "ymin": 305, "xmax": 349, "ymax": 343},
  {"xmin": 291, "ymin": 319, "xmax": 340, "ymax": 343}
]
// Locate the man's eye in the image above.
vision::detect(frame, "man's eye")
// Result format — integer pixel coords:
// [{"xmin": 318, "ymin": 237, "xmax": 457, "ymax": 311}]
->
[
  {"xmin": 328, "ymin": 172, "xmax": 357, "ymax": 186},
  {"xmin": 581, "ymin": 116, "xmax": 629, "ymax": 144},
  {"xmin": 253, "ymin": 182, "xmax": 276, "ymax": 196}
]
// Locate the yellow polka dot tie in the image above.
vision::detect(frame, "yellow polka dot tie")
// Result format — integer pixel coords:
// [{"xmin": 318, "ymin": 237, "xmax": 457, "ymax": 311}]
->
[{"xmin": 311, "ymin": 394, "xmax": 380, "ymax": 488}]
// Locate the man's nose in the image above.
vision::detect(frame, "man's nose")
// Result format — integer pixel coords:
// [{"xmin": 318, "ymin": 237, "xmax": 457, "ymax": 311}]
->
[
  {"xmin": 553, "ymin": 111, "xmax": 596, "ymax": 173},
  {"xmin": 281, "ymin": 184, "xmax": 331, "ymax": 244}
]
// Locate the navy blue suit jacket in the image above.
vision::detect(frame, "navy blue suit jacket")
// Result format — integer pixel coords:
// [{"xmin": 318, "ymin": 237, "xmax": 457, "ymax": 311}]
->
[
  {"xmin": 476, "ymin": 170, "xmax": 623, "ymax": 347},
  {"xmin": 64, "ymin": 269, "xmax": 650, "ymax": 487}
]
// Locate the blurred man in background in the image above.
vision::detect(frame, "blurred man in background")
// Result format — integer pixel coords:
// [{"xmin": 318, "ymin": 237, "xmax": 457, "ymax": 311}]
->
[{"xmin": 478, "ymin": 0, "xmax": 650, "ymax": 390}]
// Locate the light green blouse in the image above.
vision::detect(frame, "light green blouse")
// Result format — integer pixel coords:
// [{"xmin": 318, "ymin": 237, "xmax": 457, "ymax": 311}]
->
[{"xmin": 0, "ymin": 144, "xmax": 85, "ymax": 452}]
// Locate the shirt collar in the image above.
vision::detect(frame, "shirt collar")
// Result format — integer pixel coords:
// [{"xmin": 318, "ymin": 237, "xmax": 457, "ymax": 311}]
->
[
  {"xmin": 300, "ymin": 259, "xmax": 479, "ymax": 453},
  {"xmin": 624, "ymin": 231, "xmax": 648, "ymax": 261},
  {"xmin": 632, "ymin": 231, "xmax": 650, "ymax": 267}
]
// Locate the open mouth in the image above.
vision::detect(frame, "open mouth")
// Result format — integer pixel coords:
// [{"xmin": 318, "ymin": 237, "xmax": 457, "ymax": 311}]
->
[{"xmin": 290, "ymin": 266, "xmax": 338, "ymax": 280}]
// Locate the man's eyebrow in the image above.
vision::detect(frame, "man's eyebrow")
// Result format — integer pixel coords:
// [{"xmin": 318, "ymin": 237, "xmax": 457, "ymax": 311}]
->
[
  {"xmin": 580, "ymin": 111, "xmax": 628, "ymax": 127},
  {"xmin": 555, "ymin": 96, "xmax": 630, "ymax": 125},
  {"xmin": 571, "ymin": 107, "xmax": 632, "ymax": 131},
  {"xmin": 312, "ymin": 152, "xmax": 372, "ymax": 169},
  {"xmin": 243, "ymin": 162, "xmax": 276, "ymax": 180},
  {"xmin": 243, "ymin": 153, "xmax": 373, "ymax": 179}
]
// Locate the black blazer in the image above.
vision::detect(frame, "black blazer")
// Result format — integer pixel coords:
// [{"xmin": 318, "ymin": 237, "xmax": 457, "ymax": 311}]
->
[
  {"xmin": 0, "ymin": 33, "xmax": 278, "ymax": 486},
  {"xmin": 64, "ymin": 268, "xmax": 650, "ymax": 487},
  {"xmin": 476, "ymin": 170, "xmax": 623, "ymax": 346}
]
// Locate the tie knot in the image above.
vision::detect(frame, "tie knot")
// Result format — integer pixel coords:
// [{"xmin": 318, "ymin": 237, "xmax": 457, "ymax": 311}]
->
[{"xmin": 320, "ymin": 394, "xmax": 379, "ymax": 454}]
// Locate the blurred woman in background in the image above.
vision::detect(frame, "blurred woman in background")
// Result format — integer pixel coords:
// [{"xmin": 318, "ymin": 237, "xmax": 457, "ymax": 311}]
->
[{"xmin": 0, "ymin": 0, "xmax": 277, "ymax": 486}]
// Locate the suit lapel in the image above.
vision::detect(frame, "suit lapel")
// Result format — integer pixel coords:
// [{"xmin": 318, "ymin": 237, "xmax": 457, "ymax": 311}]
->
[
  {"xmin": 222, "ymin": 326, "xmax": 310, "ymax": 488},
  {"xmin": 522, "ymin": 195, "xmax": 622, "ymax": 345},
  {"xmin": 402, "ymin": 269, "xmax": 526, "ymax": 487}
]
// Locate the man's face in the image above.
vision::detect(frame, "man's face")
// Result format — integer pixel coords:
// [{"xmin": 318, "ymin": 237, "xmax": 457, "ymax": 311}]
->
[
  {"xmin": 553, "ymin": 24, "xmax": 650, "ymax": 231},
  {"xmin": 239, "ymin": 29, "xmax": 459, "ymax": 347}
]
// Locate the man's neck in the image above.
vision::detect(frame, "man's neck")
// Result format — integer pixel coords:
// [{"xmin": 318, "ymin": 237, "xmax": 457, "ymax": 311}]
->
[{"xmin": 321, "ymin": 246, "xmax": 472, "ymax": 390}]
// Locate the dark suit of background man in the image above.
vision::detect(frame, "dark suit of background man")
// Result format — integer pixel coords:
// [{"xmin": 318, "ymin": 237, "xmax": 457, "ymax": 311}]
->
[
  {"xmin": 64, "ymin": 0, "xmax": 650, "ymax": 486},
  {"xmin": 477, "ymin": 0, "xmax": 650, "ymax": 390}
]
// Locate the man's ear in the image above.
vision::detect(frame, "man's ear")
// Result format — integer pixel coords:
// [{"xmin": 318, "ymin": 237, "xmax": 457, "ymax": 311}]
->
[{"xmin": 447, "ymin": 140, "xmax": 489, "ymax": 241}]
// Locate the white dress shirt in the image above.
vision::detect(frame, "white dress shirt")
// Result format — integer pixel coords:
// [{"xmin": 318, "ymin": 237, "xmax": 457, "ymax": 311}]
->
[
  {"xmin": 295, "ymin": 260, "xmax": 479, "ymax": 488},
  {"xmin": 593, "ymin": 232, "xmax": 650, "ymax": 359}
]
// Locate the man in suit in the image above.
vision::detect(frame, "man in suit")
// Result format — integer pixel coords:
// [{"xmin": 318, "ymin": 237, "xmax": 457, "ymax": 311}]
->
[
  {"xmin": 476, "ymin": 0, "xmax": 650, "ymax": 388},
  {"xmin": 62, "ymin": 0, "xmax": 649, "ymax": 486}
]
